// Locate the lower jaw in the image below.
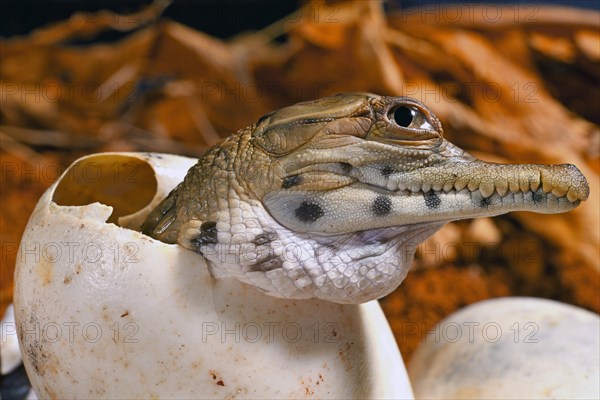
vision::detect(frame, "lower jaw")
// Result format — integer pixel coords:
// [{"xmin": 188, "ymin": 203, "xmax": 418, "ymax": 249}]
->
[
  {"xmin": 316, "ymin": 186, "xmax": 577, "ymax": 233},
  {"xmin": 263, "ymin": 183, "xmax": 579, "ymax": 236}
]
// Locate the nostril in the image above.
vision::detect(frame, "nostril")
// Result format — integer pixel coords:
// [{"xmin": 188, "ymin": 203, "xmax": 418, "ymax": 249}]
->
[{"xmin": 391, "ymin": 106, "xmax": 415, "ymax": 128}]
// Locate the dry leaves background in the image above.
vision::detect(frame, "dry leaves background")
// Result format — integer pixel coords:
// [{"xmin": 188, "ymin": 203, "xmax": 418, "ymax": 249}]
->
[{"xmin": 1, "ymin": 1, "xmax": 598, "ymax": 362}]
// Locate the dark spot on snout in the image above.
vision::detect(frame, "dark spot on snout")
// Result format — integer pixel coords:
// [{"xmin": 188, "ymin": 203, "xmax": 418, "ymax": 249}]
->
[
  {"xmin": 282, "ymin": 175, "xmax": 302, "ymax": 188},
  {"xmin": 381, "ymin": 166, "xmax": 395, "ymax": 177},
  {"xmin": 372, "ymin": 195, "xmax": 392, "ymax": 216},
  {"xmin": 339, "ymin": 162, "xmax": 353, "ymax": 174},
  {"xmin": 193, "ymin": 221, "xmax": 218, "ymax": 251},
  {"xmin": 423, "ymin": 190, "xmax": 441, "ymax": 209},
  {"xmin": 532, "ymin": 191, "xmax": 544, "ymax": 205},
  {"xmin": 479, "ymin": 197, "xmax": 492, "ymax": 208},
  {"xmin": 296, "ymin": 201, "xmax": 324, "ymax": 222}
]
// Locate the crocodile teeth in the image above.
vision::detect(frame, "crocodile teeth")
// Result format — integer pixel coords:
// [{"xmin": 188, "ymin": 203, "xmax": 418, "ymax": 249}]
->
[
  {"xmin": 495, "ymin": 180, "xmax": 508, "ymax": 197},
  {"xmin": 409, "ymin": 183, "xmax": 420, "ymax": 192},
  {"xmin": 566, "ymin": 188, "xmax": 580, "ymax": 202},
  {"xmin": 467, "ymin": 180, "xmax": 479, "ymax": 192},
  {"xmin": 552, "ymin": 186, "xmax": 568, "ymax": 197},
  {"xmin": 519, "ymin": 180, "xmax": 530, "ymax": 193},
  {"xmin": 542, "ymin": 181, "xmax": 554, "ymax": 193},
  {"xmin": 509, "ymin": 180, "xmax": 520, "ymax": 193},
  {"xmin": 479, "ymin": 181, "xmax": 495, "ymax": 198},
  {"xmin": 454, "ymin": 177, "xmax": 469, "ymax": 191}
]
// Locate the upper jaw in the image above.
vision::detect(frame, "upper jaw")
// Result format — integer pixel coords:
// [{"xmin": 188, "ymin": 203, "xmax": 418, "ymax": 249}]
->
[
  {"xmin": 273, "ymin": 133, "xmax": 589, "ymax": 232},
  {"xmin": 338, "ymin": 136, "xmax": 589, "ymax": 205},
  {"xmin": 381, "ymin": 161, "xmax": 589, "ymax": 202},
  {"xmin": 357, "ymin": 158, "xmax": 590, "ymax": 223}
]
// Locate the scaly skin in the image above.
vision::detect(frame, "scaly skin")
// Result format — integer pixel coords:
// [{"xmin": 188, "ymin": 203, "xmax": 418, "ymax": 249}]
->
[{"xmin": 141, "ymin": 93, "xmax": 589, "ymax": 304}]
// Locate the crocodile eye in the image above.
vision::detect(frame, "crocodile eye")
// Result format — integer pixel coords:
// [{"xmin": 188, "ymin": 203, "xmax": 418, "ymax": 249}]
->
[
  {"xmin": 390, "ymin": 106, "xmax": 435, "ymax": 131},
  {"xmin": 392, "ymin": 106, "xmax": 415, "ymax": 127}
]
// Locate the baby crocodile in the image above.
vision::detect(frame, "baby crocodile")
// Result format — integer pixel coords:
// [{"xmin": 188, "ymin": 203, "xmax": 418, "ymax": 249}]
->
[{"xmin": 141, "ymin": 93, "xmax": 589, "ymax": 304}]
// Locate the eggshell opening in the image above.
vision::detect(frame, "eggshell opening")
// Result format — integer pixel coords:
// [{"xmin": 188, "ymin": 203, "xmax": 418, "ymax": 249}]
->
[
  {"xmin": 14, "ymin": 152, "xmax": 412, "ymax": 399},
  {"xmin": 52, "ymin": 154, "xmax": 157, "ymax": 225}
]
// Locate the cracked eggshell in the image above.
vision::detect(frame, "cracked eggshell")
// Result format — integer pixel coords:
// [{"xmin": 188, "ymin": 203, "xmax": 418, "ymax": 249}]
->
[
  {"xmin": 13, "ymin": 152, "xmax": 412, "ymax": 399},
  {"xmin": 408, "ymin": 297, "xmax": 600, "ymax": 399}
]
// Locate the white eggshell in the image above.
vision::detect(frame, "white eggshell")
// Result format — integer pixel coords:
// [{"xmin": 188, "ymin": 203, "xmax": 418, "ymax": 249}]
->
[
  {"xmin": 13, "ymin": 153, "xmax": 412, "ymax": 399},
  {"xmin": 408, "ymin": 297, "xmax": 600, "ymax": 399}
]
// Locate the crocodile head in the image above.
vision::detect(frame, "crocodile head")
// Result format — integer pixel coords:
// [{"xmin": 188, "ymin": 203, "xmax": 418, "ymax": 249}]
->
[{"xmin": 142, "ymin": 93, "xmax": 589, "ymax": 304}]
